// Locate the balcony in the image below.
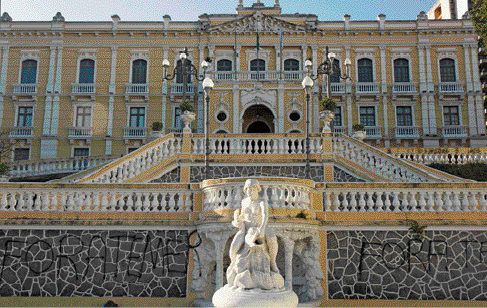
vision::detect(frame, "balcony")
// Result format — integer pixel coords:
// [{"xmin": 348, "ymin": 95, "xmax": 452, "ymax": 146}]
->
[
  {"xmin": 364, "ymin": 126, "xmax": 382, "ymax": 138},
  {"xmin": 125, "ymin": 83, "xmax": 148, "ymax": 101},
  {"xmin": 209, "ymin": 70, "xmax": 306, "ymax": 82},
  {"xmin": 355, "ymin": 82, "xmax": 380, "ymax": 94},
  {"xmin": 333, "ymin": 126, "xmax": 348, "ymax": 134},
  {"xmin": 71, "ymin": 83, "xmax": 96, "ymax": 98},
  {"xmin": 9, "ymin": 126, "xmax": 33, "ymax": 138},
  {"xmin": 439, "ymin": 82, "xmax": 464, "ymax": 93},
  {"xmin": 214, "ymin": 71, "xmax": 234, "ymax": 80},
  {"xmin": 170, "ymin": 83, "xmax": 194, "ymax": 95},
  {"xmin": 68, "ymin": 127, "xmax": 93, "ymax": 144},
  {"xmin": 330, "ymin": 83, "xmax": 346, "ymax": 94},
  {"xmin": 123, "ymin": 127, "xmax": 148, "ymax": 143},
  {"xmin": 441, "ymin": 125, "xmax": 468, "ymax": 138},
  {"xmin": 392, "ymin": 82, "xmax": 417, "ymax": 93},
  {"xmin": 13, "ymin": 84, "xmax": 37, "ymax": 95},
  {"xmin": 394, "ymin": 126, "xmax": 420, "ymax": 138}
]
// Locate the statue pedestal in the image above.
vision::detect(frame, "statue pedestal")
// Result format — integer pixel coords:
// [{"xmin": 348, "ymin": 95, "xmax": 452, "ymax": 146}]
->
[{"xmin": 212, "ymin": 284, "xmax": 298, "ymax": 308}]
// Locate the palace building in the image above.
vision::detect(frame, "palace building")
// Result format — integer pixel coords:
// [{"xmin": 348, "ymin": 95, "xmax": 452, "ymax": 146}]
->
[{"xmin": 1, "ymin": 1, "xmax": 487, "ymax": 307}]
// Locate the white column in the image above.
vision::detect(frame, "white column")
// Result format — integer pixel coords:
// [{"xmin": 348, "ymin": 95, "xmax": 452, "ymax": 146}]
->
[
  {"xmin": 233, "ymin": 84, "xmax": 240, "ymax": 133},
  {"xmin": 425, "ymin": 46, "xmax": 434, "ymax": 92},
  {"xmin": 428, "ymin": 95, "xmax": 437, "ymax": 134},
  {"xmin": 345, "ymin": 46, "xmax": 352, "ymax": 93},
  {"xmin": 471, "ymin": 45, "xmax": 482, "ymax": 92},
  {"xmin": 347, "ymin": 96, "xmax": 353, "ymax": 133},
  {"xmin": 43, "ymin": 46, "xmax": 57, "ymax": 136},
  {"xmin": 382, "ymin": 96, "xmax": 388, "ymax": 137},
  {"xmin": 476, "ymin": 95, "xmax": 486, "ymax": 135},
  {"xmin": 107, "ymin": 97, "xmax": 115, "ymax": 136},
  {"xmin": 109, "ymin": 46, "xmax": 118, "ymax": 94},
  {"xmin": 283, "ymin": 236, "xmax": 295, "ymax": 290},
  {"xmin": 421, "ymin": 95, "xmax": 430, "ymax": 135},
  {"xmin": 418, "ymin": 46, "xmax": 427, "ymax": 92},
  {"xmin": 311, "ymin": 45, "xmax": 318, "ymax": 76},
  {"xmin": 380, "ymin": 46, "xmax": 387, "ymax": 93},
  {"xmin": 467, "ymin": 95, "xmax": 477, "ymax": 135},
  {"xmin": 50, "ymin": 46, "xmax": 63, "ymax": 136},
  {"xmin": 278, "ymin": 84, "xmax": 285, "ymax": 133},
  {"xmin": 464, "ymin": 45, "xmax": 473, "ymax": 92}
]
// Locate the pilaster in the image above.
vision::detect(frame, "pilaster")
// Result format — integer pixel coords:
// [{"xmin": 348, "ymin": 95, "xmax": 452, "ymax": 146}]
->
[
  {"xmin": 275, "ymin": 44, "xmax": 281, "ymax": 73},
  {"xmin": 162, "ymin": 47, "xmax": 169, "ymax": 132},
  {"xmin": 105, "ymin": 140, "xmax": 112, "ymax": 155},
  {"xmin": 278, "ymin": 83, "xmax": 285, "ymax": 133},
  {"xmin": 311, "ymin": 45, "xmax": 318, "ymax": 76},
  {"xmin": 418, "ymin": 46, "xmax": 427, "ymax": 92},
  {"xmin": 233, "ymin": 84, "xmax": 240, "ymax": 133},
  {"xmin": 51, "ymin": 45, "xmax": 63, "ymax": 136},
  {"xmin": 379, "ymin": 46, "xmax": 387, "ymax": 93},
  {"xmin": 235, "ymin": 45, "xmax": 241, "ymax": 74},
  {"xmin": 382, "ymin": 96, "xmax": 388, "ymax": 137},
  {"xmin": 205, "ymin": 231, "xmax": 231, "ymax": 291},
  {"xmin": 0, "ymin": 46, "xmax": 6, "ymax": 128},
  {"xmin": 476, "ymin": 95, "xmax": 486, "ymax": 135},
  {"xmin": 464, "ymin": 45, "xmax": 473, "ymax": 92},
  {"xmin": 425, "ymin": 46, "xmax": 434, "ymax": 92},
  {"xmin": 107, "ymin": 97, "xmax": 115, "ymax": 136},
  {"xmin": 345, "ymin": 46, "xmax": 352, "ymax": 93},
  {"xmin": 347, "ymin": 96, "xmax": 353, "ymax": 133},
  {"xmin": 43, "ymin": 46, "xmax": 57, "ymax": 136},
  {"xmin": 302, "ymin": 45, "xmax": 308, "ymax": 70},
  {"xmin": 428, "ymin": 95, "xmax": 437, "ymax": 134},
  {"xmin": 471, "ymin": 45, "xmax": 481, "ymax": 92},
  {"xmin": 283, "ymin": 236, "xmax": 295, "ymax": 290},
  {"xmin": 467, "ymin": 95, "xmax": 477, "ymax": 135},
  {"xmin": 0, "ymin": 45, "xmax": 9, "ymax": 95},
  {"xmin": 421, "ymin": 94, "xmax": 430, "ymax": 135},
  {"xmin": 109, "ymin": 46, "xmax": 118, "ymax": 94}
]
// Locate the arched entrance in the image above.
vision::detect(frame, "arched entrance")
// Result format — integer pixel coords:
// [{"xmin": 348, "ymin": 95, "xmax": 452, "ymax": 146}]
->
[{"xmin": 242, "ymin": 105, "xmax": 275, "ymax": 134}]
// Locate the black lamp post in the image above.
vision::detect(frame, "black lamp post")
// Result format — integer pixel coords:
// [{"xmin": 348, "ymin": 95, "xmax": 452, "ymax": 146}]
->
[
  {"xmin": 202, "ymin": 77, "xmax": 214, "ymax": 180},
  {"xmin": 301, "ymin": 46, "xmax": 352, "ymax": 180}
]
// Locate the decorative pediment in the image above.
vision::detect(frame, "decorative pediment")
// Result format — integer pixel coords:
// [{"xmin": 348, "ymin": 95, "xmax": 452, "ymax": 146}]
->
[{"xmin": 208, "ymin": 12, "xmax": 305, "ymax": 34}]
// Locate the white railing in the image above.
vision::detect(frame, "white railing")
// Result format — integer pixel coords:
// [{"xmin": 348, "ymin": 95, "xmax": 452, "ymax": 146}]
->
[
  {"xmin": 202, "ymin": 179, "xmax": 312, "ymax": 211},
  {"xmin": 125, "ymin": 83, "xmax": 149, "ymax": 94},
  {"xmin": 394, "ymin": 152, "xmax": 487, "ymax": 165},
  {"xmin": 439, "ymin": 82, "xmax": 464, "ymax": 93},
  {"xmin": 82, "ymin": 134, "xmax": 182, "ymax": 183},
  {"xmin": 330, "ymin": 83, "xmax": 346, "ymax": 93},
  {"xmin": 392, "ymin": 82, "xmax": 417, "ymax": 93},
  {"xmin": 394, "ymin": 126, "xmax": 420, "ymax": 138},
  {"xmin": 170, "ymin": 83, "xmax": 194, "ymax": 94},
  {"xmin": 9, "ymin": 155, "xmax": 114, "ymax": 178},
  {"xmin": 68, "ymin": 127, "xmax": 93, "ymax": 138},
  {"xmin": 192, "ymin": 135, "xmax": 323, "ymax": 155},
  {"xmin": 355, "ymin": 82, "xmax": 380, "ymax": 94},
  {"xmin": 441, "ymin": 125, "xmax": 468, "ymax": 137},
  {"xmin": 71, "ymin": 83, "xmax": 96, "ymax": 94},
  {"xmin": 9, "ymin": 126, "xmax": 33, "ymax": 138},
  {"xmin": 123, "ymin": 127, "xmax": 148, "ymax": 138},
  {"xmin": 0, "ymin": 185, "xmax": 193, "ymax": 213},
  {"xmin": 282, "ymin": 71, "xmax": 306, "ymax": 80},
  {"xmin": 333, "ymin": 135, "xmax": 438, "ymax": 183},
  {"xmin": 322, "ymin": 185, "xmax": 487, "ymax": 213},
  {"xmin": 214, "ymin": 71, "xmax": 234, "ymax": 80},
  {"xmin": 13, "ymin": 84, "xmax": 37, "ymax": 94},
  {"xmin": 364, "ymin": 126, "xmax": 382, "ymax": 138},
  {"xmin": 333, "ymin": 127, "xmax": 348, "ymax": 134}
]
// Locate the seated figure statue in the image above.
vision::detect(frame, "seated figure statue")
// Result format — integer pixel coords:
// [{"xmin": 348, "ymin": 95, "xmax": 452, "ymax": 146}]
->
[{"xmin": 226, "ymin": 179, "xmax": 284, "ymax": 290}]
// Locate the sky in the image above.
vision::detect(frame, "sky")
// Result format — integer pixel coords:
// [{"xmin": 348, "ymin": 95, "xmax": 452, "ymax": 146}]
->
[{"xmin": 2, "ymin": 0, "xmax": 439, "ymax": 22}]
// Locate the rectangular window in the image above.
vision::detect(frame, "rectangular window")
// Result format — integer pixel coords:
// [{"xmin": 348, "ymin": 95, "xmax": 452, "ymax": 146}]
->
[
  {"xmin": 334, "ymin": 106, "xmax": 342, "ymax": 127},
  {"xmin": 360, "ymin": 107, "xmax": 376, "ymax": 127},
  {"xmin": 73, "ymin": 148, "xmax": 90, "ymax": 157},
  {"xmin": 396, "ymin": 106, "xmax": 413, "ymax": 126},
  {"xmin": 174, "ymin": 107, "xmax": 182, "ymax": 131},
  {"xmin": 17, "ymin": 107, "xmax": 33, "ymax": 127},
  {"xmin": 75, "ymin": 106, "xmax": 92, "ymax": 127},
  {"xmin": 13, "ymin": 148, "xmax": 29, "ymax": 161},
  {"xmin": 443, "ymin": 106, "xmax": 460, "ymax": 126},
  {"xmin": 128, "ymin": 147, "xmax": 139, "ymax": 154},
  {"xmin": 129, "ymin": 107, "xmax": 145, "ymax": 127}
]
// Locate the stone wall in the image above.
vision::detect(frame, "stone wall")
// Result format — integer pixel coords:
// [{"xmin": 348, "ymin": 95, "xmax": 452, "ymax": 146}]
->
[
  {"xmin": 327, "ymin": 230, "xmax": 487, "ymax": 301},
  {"xmin": 0, "ymin": 229, "xmax": 201, "ymax": 297}
]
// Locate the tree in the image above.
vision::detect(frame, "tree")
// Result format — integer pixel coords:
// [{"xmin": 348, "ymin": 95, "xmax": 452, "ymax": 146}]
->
[{"xmin": 471, "ymin": 0, "xmax": 487, "ymax": 48}]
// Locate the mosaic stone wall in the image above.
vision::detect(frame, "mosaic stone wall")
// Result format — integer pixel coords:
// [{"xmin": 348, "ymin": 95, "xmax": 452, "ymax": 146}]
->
[
  {"xmin": 0, "ymin": 229, "xmax": 201, "ymax": 297},
  {"xmin": 327, "ymin": 230, "xmax": 487, "ymax": 301},
  {"xmin": 189, "ymin": 166, "xmax": 325, "ymax": 183},
  {"xmin": 333, "ymin": 167, "xmax": 365, "ymax": 183},
  {"xmin": 150, "ymin": 167, "xmax": 181, "ymax": 183}
]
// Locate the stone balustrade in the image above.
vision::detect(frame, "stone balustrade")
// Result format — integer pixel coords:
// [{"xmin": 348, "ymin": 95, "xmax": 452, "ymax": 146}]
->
[
  {"xmin": 192, "ymin": 134, "xmax": 323, "ymax": 155},
  {"xmin": 321, "ymin": 183, "xmax": 487, "ymax": 213},
  {"xmin": 81, "ymin": 134, "xmax": 182, "ymax": 183},
  {"xmin": 9, "ymin": 155, "xmax": 114, "ymax": 178},
  {"xmin": 201, "ymin": 177, "xmax": 313, "ymax": 211},
  {"xmin": 0, "ymin": 184, "xmax": 193, "ymax": 213},
  {"xmin": 393, "ymin": 152, "xmax": 487, "ymax": 164},
  {"xmin": 333, "ymin": 135, "xmax": 440, "ymax": 182}
]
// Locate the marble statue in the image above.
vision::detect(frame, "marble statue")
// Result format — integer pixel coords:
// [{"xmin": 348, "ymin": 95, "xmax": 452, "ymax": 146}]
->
[
  {"xmin": 226, "ymin": 178, "xmax": 284, "ymax": 290},
  {"xmin": 212, "ymin": 179, "xmax": 298, "ymax": 308}
]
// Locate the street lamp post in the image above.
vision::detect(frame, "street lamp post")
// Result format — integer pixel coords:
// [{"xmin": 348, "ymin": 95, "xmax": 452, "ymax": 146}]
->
[
  {"xmin": 302, "ymin": 46, "xmax": 351, "ymax": 180},
  {"xmin": 162, "ymin": 47, "xmax": 212, "ymax": 132},
  {"xmin": 202, "ymin": 77, "xmax": 214, "ymax": 180}
]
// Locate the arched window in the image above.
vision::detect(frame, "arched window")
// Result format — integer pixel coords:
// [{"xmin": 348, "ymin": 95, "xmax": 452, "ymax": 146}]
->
[
  {"xmin": 176, "ymin": 59, "xmax": 193, "ymax": 83},
  {"xmin": 132, "ymin": 59, "xmax": 147, "ymax": 84},
  {"xmin": 217, "ymin": 59, "xmax": 232, "ymax": 71},
  {"xmin": 393, "ymin": 58, "xmax": 410, "ymax": 83},
  {"xmin": 21, "ymin": 60, "xmax": 37, "ymax": 84},
  {"xmin": 330, "ymin": 59, "xmax": 341, "ymax": 83},
  {"xmin": 79, "ymin": 59, "xmax": 95, "ymax": 84},
  {"xmin": 439, "ymin": 58, "xmax": 456, "ymax": 82},
  {"xmin": 250, "ymin": 59, "xmax": 266, "ymax": 71},
  {"xmin": 357, "ymin": 58, "xmax": 373, "ymax": 83},
  {"xmin": 283, "ymin": 59, "xmax": 299, "ymax": 71}
]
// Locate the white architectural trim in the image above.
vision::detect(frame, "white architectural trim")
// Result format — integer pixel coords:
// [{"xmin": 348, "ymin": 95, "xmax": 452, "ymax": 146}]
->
[
  {"xmin": 390, "ymin": 53, "xmax": 412, "ymax": 83},
  {"xmin": 17, "ymin": 51, "xmax": 40, "ymax": 84},
  {"xmin": 436, "ymin": 53, "xmax": 459, "ymax": 83},
  {"xmin": 393, "ymin": 104, "xmax": 416, "ymax": 127},
  {"xmin": 438, "ymin": 101, "xmax": 464, "ymax": 126},
  {"xmin": 129, "ymin": 49, "xmax": 150, "ymax": 84},
  {"xmin": 71, "ymin": 146, "xmax": 91, "ymax": 157},
  {"xmin": 355, "ymin": 53, "xmax": 376, "ymax": 83},
  {"xmin": 125, "ymin": 103, "xmax": 148, "ymax": 127},
  {"xmin": 245, "ymin": 47, "xmax": 270, "ymax": 70},
  {"xmin": 11, "ymin": 145, "xmax": 31, "ymax": 162},
  {"xmin": 71, "ymin": 101, "xmax": 95, "ymax": 127},
  {"xmin": 75, "ymin": 49, "xmax": 97, "ymax": 83},
  {"xmin": 12, "ymin": 101, "xmax": 36, "ymax": 127}
]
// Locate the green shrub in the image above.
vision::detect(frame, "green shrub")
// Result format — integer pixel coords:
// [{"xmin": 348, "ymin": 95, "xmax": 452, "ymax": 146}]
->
[
  {"xmin": 179, "ymin": 101, "xmax": 194, "ymax": 113},
  {"xmin": 151, "ymin": 121, "xmax": 163, "ymax": 131},
  {"xmin": 428, "ymin": 163, "xmax": 487, "ymax": 182},
  {"xmin": 319, "ymin": 98, "xmax": 337, "ymax": 112},
  {"xmin": 0, "ymin": 163, "xmax": 9, "ymax": 176},
  {"xmin": 352, "ymin": 123, "xmax": 364, "ymax": 132}
]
